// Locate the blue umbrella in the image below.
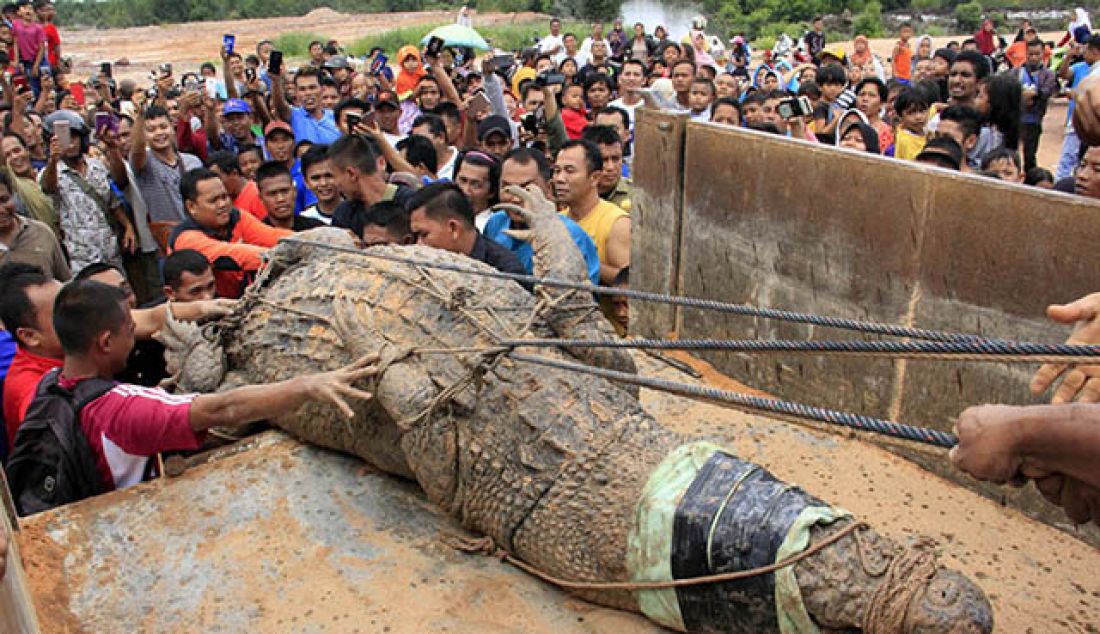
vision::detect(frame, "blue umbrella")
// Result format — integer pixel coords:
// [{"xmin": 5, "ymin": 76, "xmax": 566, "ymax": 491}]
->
[{"xmin": 421, "ymin": 24, "xmax": 490, "ymax": 51}]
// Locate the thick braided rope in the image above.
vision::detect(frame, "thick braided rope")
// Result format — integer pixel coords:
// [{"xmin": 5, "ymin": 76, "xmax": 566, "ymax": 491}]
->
[{"xmin": 861, "ymin": 536, "xmax": 940, "ymax": 634}]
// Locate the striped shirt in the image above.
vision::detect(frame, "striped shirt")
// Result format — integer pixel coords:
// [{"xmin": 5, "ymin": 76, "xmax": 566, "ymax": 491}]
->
[{"xmin": 58, "ymin": 376, "xmax": 203, "ymax": 491}]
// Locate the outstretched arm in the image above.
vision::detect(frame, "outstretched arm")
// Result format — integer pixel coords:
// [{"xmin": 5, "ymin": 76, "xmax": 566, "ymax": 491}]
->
[{"xmin": 190, "ymin": 354, "xmax": 378, "ymax": 430}]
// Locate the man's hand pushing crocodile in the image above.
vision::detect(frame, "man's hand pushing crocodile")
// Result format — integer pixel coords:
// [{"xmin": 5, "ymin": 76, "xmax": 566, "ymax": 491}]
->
[{"xmin": 161, "ymin": 185, "xmax": 994, "ymax": 633}]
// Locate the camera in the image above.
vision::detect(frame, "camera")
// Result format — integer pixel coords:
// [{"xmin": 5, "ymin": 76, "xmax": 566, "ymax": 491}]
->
[
  {"xmin": 245, "ymin": 67, "xmax": 256, "ymax": 84},
  {"xmin": 777, "ymin": 96, "xmax": 813, "ymax": 120},
  {"xmin": 533, "ymin": 71, "xmax": 565, "ymax": 88}
]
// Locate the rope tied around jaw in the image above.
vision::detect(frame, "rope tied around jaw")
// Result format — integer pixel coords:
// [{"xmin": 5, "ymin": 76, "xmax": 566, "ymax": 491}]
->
[{"xmin": 858, "ymin": 532, "xmax": 940, "ymax": 634}]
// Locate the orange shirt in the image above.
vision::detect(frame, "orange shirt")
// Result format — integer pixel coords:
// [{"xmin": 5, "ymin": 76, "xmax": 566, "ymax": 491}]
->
[
  {"xmin": 169, "ymin": 209, "xmax": 291, "ymax": 298},
  {"xmin": 893, "ymin": 40, "xmax": 912, "ymax": 81},
  {"xmin": 235, "ymin": 180, "xmax": 268, "ymax": 220}
]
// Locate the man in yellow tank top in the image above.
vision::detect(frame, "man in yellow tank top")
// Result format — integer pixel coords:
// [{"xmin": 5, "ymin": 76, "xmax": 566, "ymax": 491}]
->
[{"xmin": 553, "ymin": 139, "xmax": 630, "ymax": 286}]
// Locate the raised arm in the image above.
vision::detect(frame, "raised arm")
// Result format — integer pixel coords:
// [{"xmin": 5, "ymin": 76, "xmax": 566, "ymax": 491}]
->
[
  {"xmin": 269, "ymin": 67, "xmax": 291, "ymax": 122},
  {"xmin": 128, "ymin": 91, "xmax": 149, "ymax": 172}
]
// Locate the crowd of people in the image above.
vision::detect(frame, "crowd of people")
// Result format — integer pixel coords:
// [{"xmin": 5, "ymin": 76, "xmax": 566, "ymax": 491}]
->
[{"xmin": 0, "ymin": 2, "xmax": 1098, "ymax": 576}]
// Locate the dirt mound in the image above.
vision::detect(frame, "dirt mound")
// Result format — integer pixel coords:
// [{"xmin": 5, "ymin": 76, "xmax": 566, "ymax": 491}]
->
[{"xmin": 302, "ymin": 6, "xmax": 345, "ymax": 21}]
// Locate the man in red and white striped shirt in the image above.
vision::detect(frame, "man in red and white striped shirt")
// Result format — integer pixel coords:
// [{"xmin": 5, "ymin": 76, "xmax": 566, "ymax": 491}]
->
[{"xmin": 41, "ymin": 279, "xmax": 377, "ymax": 493}]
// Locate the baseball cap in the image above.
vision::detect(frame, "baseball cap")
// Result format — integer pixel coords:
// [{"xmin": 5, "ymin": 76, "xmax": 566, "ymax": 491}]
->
[
  {"xmin": 477, "ymin": 115, "xmax": 512, "ymax": 142},
  {"xmin": 323, "ymin": 55, "xmax": 350, "ymax": 70},
  {"xmin": 375, "ymin": 90, "xmax": 400, "ymax": 109},
  {"xmin": 223, "ymin": 98, "xmax": 252, "ymax": 115},
  {"xmin": 821, "ymin": 46, "xmax": 847, "ymax": 62},
  {"xmin": 915, "ymin": 137, "xmax": 963, "ymax": 171},
  {"xmin": 264, "ymin": 120, "xmax": 294, "ymax": 139}
]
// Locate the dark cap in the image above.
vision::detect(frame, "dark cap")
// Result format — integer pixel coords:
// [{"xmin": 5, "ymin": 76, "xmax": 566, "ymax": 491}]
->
[
  {"xmin": 323, "ymin": 55, "xmax": 350, "ymax": 70},
  {"xmin": 375, "ymin": 90, "xmax": 400, "ymax": 109},
  {"xmin": 916, "ymin": 136, "xmax": 963, "ymax": 171},
  {"xmin": 477, "ymin": 114, "xmax": 512, "ymax": 141}
]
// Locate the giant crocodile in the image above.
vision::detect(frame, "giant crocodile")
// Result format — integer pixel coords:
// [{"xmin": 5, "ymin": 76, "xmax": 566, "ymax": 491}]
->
[{"xmin": 160, "ymin": 186, "xmax": 993, "ymax": 633}]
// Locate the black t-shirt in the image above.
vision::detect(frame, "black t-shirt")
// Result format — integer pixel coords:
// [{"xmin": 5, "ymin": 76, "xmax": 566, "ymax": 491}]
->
[
  {"xmin": 332, "ymin": 184, "xmax": 414, "ymax": 238},
  {"xmin": 264, "ymin": 215, "xmax": 326, "ymax": 232},
  {"xmin": 470, "ymin": 233, "xmax": 531, "ymax": 290}
]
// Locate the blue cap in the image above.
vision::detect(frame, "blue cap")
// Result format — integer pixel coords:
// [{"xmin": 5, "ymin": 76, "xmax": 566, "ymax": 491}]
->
[{"xmin": 223, "ymin": 98, "xmax": 252, "ymax": 115}]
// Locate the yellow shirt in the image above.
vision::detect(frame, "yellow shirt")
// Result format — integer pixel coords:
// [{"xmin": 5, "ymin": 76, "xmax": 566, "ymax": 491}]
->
[
  {"xmin": 564, "ymin": 199, "xmax": 628, "ymax": 265},
  {"xmin": 894, "ymin": 127, "xmax": 927, "ymax": 161}
]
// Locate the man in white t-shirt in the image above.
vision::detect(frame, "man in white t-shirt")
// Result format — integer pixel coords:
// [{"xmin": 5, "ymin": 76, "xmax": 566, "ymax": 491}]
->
[
  {"xmin": 555, "ymin": 32, "xmax": 588, "ymax": 68},
  {"xmin": 580, "ymin": 22, "xmax": 611, "ymax": 59},
  {"xmin": 609, "ymin": 58, "xmax": 646, "ymax": 131},
  {"xmin": 539, "ymin": 18, "xmax": 565, "ymax": 57}
]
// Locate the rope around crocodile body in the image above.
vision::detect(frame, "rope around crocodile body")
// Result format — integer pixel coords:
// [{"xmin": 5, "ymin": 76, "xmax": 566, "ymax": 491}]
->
[{"xmin": 447, "ymin": 520, "xmax": 870, "ymax": 591}]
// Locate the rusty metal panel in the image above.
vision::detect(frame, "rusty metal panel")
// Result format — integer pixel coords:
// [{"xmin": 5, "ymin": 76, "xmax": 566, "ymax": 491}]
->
[
  {"xmin": 633, "ymin": 122, "xmax": 1100, "ymax": 534},
  {"xmin": 673, "ymin": 123, "xmax": 929, "ymax": 419},
  {"xmin": 16, "ymin": 432, "xmax": 659, "ymax": 633},
  {"xmin": 0, "ymin": 471, "xmax": 40, "ymax": 634},
  {"xmin": 631, "ymin": 109, "xmax": 688, "ymax": 338}
]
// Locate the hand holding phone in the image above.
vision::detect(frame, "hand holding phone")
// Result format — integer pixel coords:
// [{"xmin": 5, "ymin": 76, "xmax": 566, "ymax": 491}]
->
[
  {"xmin": 54, "ymin": 120, "xmax": 71, "ymax": 149},
  {"xmin": 467, "ymin": 91, "xmax": 491, "ymax": 117},
  {"xmin": 269, "ymin": 50, "xmax": 284, "ymax": 76},
  {"xmin": 425, "ymin": 36, "xmax": 445, "ymax": 59}
]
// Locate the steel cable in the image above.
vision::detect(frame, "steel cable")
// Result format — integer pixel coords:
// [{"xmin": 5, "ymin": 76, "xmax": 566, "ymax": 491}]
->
[
  {"xmin": 281, "ymin": 238, "xmax": 994, "ymax": 343},
  {"xmin": 498, "ymin": 337, "xmax": 1100, "ymax": 364},
  {"xmin": 508, "ymin": 353, "xmax": 958, "ymax": 448}
]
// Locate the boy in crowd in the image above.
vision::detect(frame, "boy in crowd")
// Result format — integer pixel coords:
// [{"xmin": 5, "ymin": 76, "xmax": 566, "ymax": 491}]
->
[
  {"xmin": 299, "ymin": 145, "xmax": 341, "ymax": 225},
  {"xmin": 255, "ymin": 161, "xmax": 325, "ymax": 232},
  {"xmin": 893, "ymin": 86, "xmax": 930, "ymax": 161},
  {"xmin": 811, "ymin": 63, "xmax": 848, "ymax": 143},
  {"xmin": 688, "ymin": 78, "xmax": 716, "ymax": 121}
]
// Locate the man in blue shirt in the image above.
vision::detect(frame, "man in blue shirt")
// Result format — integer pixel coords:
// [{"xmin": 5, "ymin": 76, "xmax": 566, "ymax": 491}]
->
[
  {"xmin": 483, "ymin": 148, "xmax": 600, "ymax": 285},
  {"xmin": 1057, "ymin": 35, "xmax": 1100, "ymax": 180},
  {"xmin": 271, "ymin": 66, "xmax": 341, "ymax": 145}
]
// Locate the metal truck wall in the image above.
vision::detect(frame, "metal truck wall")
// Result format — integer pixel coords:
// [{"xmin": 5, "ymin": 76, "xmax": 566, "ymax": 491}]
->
[{"xmin": 631, "ymin": 109, "xmax": 1100, "ymax": 535}]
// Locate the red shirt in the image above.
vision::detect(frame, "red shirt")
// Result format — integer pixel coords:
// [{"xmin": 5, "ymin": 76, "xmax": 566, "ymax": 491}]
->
[
  {"xmin": 3, "ymin": 347, "xmax": 62, "ymax": 447},
  {"xmin": 58, "ymin": 376, "xmax": 202, "ymax": 491},
  {"xmin": 42, "ymin": 22, "xmax": 59, "ymax": 67}
]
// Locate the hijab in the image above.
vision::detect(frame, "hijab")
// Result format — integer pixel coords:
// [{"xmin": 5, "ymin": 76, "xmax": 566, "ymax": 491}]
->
[
  {"xmin": 850, "ymin": 35, "xmax": 872, "ymax": 66},
  {"xmin": 838, "ymin": 120, "xmax": 881, "ymax": 154},
  {"xmin": 394, "ymin": 45, "xmax": 426, "ymax": 97}
]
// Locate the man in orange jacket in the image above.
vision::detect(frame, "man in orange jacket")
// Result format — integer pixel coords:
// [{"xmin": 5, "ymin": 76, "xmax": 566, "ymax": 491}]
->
[{"xmin": 168, "ymin": 168, "xmax": 291, "ymax": 299}]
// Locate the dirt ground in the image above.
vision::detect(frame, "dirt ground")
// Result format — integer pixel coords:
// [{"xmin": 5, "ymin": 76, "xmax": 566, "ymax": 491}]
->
[{"xmin": 59, "ymin": 7, "xmax": 541, "ymax": 80}]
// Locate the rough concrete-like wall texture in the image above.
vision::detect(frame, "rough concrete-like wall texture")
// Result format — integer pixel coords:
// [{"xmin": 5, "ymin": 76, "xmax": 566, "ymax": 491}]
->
[{"xmin": 632, "ymin": 112, "xmax": 1100, "ymax": 540}]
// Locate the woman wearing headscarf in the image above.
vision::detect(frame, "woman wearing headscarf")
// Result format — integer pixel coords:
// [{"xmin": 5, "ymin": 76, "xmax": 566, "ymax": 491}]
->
[
  {"xmin": 912, "ymin": 34, "xmax": 933, "ymax": 73},
  {"xmin": 394, "ymin": 45, "xmax": 426, "ymax": 97},
  {"xmin": 850, "ymin": 34, "xmax": 886, "ymax": 81},
  {"xmin": 1059, "ymin": 8, "xmax": 1093, "ymax": 46},
  {"xmin": 837, "ymin": 118, "xmax": 881, "ymax": 154},
  {"xmin": 974, "ymin": 19, "xmax": 997, "ymax": 56}
]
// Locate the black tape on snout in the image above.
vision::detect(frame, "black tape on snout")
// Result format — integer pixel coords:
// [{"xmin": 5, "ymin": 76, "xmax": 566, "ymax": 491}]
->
[{"xmin": 670, "ymin": 451, "xmax": 824, "ymax": 632}]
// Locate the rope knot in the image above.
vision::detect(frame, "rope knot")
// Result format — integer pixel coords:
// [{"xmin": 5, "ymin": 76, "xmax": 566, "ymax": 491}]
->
[{"xmin": 860, "ymin": 531, "xmax": 941, "ymax": 634}]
